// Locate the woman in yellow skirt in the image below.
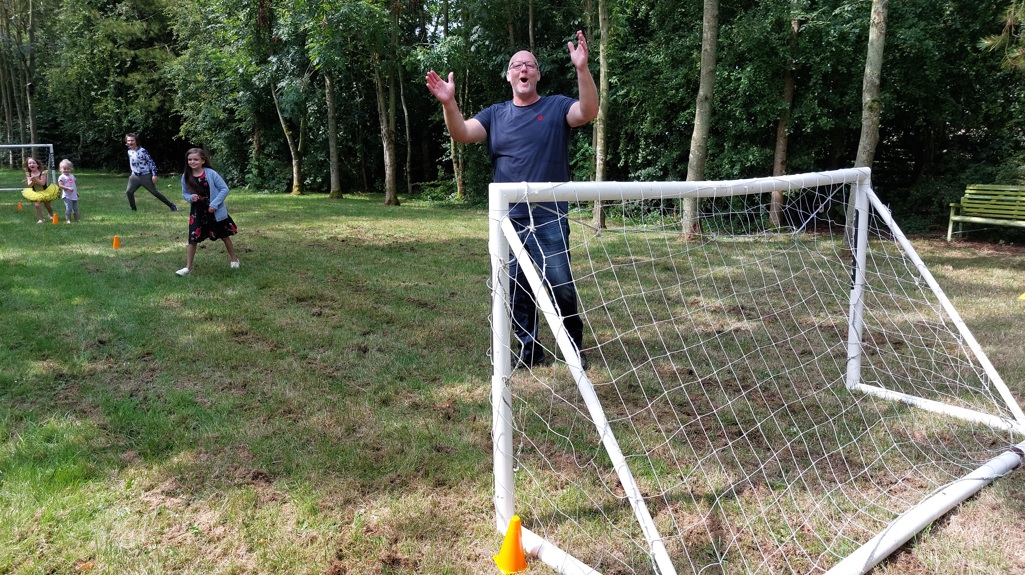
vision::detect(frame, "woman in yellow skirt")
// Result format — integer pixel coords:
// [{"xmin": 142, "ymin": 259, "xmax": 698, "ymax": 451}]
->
[{"xmin": 21, "ymin": 156, "xmax": 59, "ymax": 223}]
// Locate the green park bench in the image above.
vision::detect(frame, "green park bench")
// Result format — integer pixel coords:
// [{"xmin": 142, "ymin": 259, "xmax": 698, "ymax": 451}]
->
[{"xmin": 947, "ymin": 184, "xmax": 1025, "ymax": 241}]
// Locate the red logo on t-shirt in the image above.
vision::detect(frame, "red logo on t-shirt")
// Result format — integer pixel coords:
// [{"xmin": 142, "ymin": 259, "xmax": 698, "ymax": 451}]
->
[{"xmin": 537, "ymin": 115, "xmax": 543, "ymax": 121}]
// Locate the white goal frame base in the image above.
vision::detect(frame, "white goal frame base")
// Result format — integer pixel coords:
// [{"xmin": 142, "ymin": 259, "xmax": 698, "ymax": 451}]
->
[{"xmin": 489, "ymin": 168, "xmax": 1025, "ymax": 575}]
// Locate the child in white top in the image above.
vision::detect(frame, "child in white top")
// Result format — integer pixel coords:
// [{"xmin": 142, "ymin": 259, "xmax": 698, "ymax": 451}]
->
[{"xmin": 57, "ymin": 159, "xmax": 79, "ymax": 223}]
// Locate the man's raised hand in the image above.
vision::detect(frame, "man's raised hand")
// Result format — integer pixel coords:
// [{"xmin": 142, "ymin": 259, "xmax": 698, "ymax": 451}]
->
[
  {"xmin": 567, "ymin": 30, "xmax": 589, "ymax": 70},
  {"xmin": 426, "ymin": 70, "xmax": 456, "ymax": 104}
]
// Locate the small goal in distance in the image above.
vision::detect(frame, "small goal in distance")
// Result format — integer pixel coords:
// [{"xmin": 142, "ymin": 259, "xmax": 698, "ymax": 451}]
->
[
  {"xmin": 0, "ymin": 143, "xmax": 57, "ymax": 191},
  {"xmin": 488, "ymin": 168, "xmax": 1025, "ymax": 575}
]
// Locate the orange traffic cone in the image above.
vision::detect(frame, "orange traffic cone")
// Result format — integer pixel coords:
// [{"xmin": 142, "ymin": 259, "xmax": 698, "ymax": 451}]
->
[
  {"xmin": 494, "ymin": 516, "xmax": 529, "ymax": 574},
  {"xmin": 112, "ymin": 235, "xmax": 121, "ymax": 249},
  {"xmin": 52, "ymin": 213, "xmax": 59, "ymax": 224},
  {"xmin": 17, "ymin": 202, "xmax": 23, "ymax": 210}
]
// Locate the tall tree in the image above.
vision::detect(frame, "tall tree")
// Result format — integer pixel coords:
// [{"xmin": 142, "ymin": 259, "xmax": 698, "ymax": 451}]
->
[
  {"xmin": 323, "ymin": 70, "xmax": 343, "ymax": 198},
  {"xmin": 25, "ymin": 0, "xmax": 38, "ymax": 143},
  {"xmin": 0, "ymin": 13, "xmax": 21, "ymax": 149},
  {"xmin": 269, "ymin": 0, "xmax": 314, "ymax": 196},
  {"xmin": 0, "ymin": 46, "xmax": 14, "ymax": 151},
  {"xmin": 683, "ymin": 0, "xmax": 719, "ymax": 238},
  {"xmin": 361, "ymin": 0, "xmax": 400, "ymax": 205},
  {"xmin": 0, "ymin": 0, "xmax": 31, "ymax": 147},
  {"xmin": 373, "ymin": 51, "xmax": 400, "ymax": 205},
  {"xmin": 415, "ymin": 5, "xmax": 472, "ymax": 200},
  {"xmin": 854, "ymin": 0, "xmax": 888, "ymax": 169},
  {"xmin": 848, "ymin": 0, "xmax": 888, "ymax": 240},
  {"xmin": 271, "ymin": 78, "xmax": 309, "ymax": 196},
  {"xmin": 392, "ymin": 3, "xmax": 413, "ymax": 198},
  {"xmin": 591, "ymin": 0, "xmax": 611, "ymax": 229},
  {"xmin": 308, "ymin": 0, "xmax": 396, "ymax": 198},
  {"xmin": 47, "ymin": 0, "xmax": 177, "ymax": 167},
  {"xmin": 770, "ymin": 6, "xmax": 802, "ymax": 227}
]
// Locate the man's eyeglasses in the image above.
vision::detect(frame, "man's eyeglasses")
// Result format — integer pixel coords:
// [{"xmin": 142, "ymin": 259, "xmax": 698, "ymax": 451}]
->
[{"xmin": 508, "ymin": 61, "xmax": 538, "ymax": 71}]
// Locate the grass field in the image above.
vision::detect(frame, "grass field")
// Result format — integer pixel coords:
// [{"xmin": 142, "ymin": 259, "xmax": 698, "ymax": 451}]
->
[{"xmin": 1, "ymin": 171, "xmax": 1023, "ymax": 574}]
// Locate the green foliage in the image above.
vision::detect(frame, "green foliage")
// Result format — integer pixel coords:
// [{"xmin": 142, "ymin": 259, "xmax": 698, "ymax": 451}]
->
[
  {"xmin": 611, "ymin": 1, "xmax": 703, "ymax": 181},
  {"xmin": 42, "ymin": 0, "xmax": 179, "ymax": 168},
  {"xmin": 303, "ymin": 0, "xmax": 393, "ymax": 193},
  {"xmin": 979, "ymin": 0, "xmax": 1025, "ymax": 70},
  {"xmin": 417, "ymin": 166, "xmax": 459, "ymax": 202},
  {"xmin": 165, "ymin": 0, "xmax": 283, "ymax": 185},
  {"xmin": 6, "ymin": 0, "xmax": 1025, "ymax": 217},
  {"xmin": 885, "ymin": 176, "xmax": 963, "ymax": 233},
  {"xmin": 888, "ymin": 149, "xmax": 1025, "ymax": 233},
  {"xmin": 876, "ymin": 0, "xmax": 1018, "ymax": 187},
  {"xmin": 456, "ymin": 143, "xmax": 494, "ymax": 206}
]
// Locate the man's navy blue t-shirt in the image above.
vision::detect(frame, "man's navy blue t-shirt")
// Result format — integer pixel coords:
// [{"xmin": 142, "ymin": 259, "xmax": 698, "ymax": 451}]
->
[{"xmin": 475, "ymin": 95, "xmax": 576, "ymax": 222}]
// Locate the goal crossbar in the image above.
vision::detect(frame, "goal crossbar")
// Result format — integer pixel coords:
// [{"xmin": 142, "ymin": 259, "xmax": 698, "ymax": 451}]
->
[
  {"xmin": 489, "ymin": 168, "xmax": 871, "ymax": 203},
  {"xmin": 490, "ymin": 168, "xmax": 1025, "ymax": 575}
]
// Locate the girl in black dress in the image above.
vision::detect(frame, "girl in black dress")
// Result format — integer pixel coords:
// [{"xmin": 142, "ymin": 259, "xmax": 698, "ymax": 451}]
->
[{"xmin": 175, "ymin": 148, "xmax": 239, "ymax": 276}]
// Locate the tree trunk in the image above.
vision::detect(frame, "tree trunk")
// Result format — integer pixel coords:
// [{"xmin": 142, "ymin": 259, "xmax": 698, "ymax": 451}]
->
[
  {"xmin": 528, "ymin": 0, "xmax": 535, "ymax": 53},
  {"xmin": 683, "ymin": 0, "xmax": 719, "ymax": 239},
  {"xmin": 25, "ymin": 0, "xmax": 36, "ymax": 144},
  {"xmin": 13, "ymin": 52, "xmax": 26, "ymax": 145},
  {"xmin": 0, "ymin": 6, "xmax": 8, "ymax": 150},
  {"xmin": 771, "ymin": 13, "xmax": 800, "ymax": 228},
  {"xmin": 252, "ymin": 124, "xmax": 261, "ymax": 165},
  {"xmin": 358, "ymin": 120, "xmax": 369, "ymax": 192},
  {"xmin": 387, "ymin": 69, "xmax": 399, "ymax": 204},
  {"xmin": 0, "ymin": 42, "xmax": 14, "ymax": 154},
  {"xmin": 451, "ymin": 133, "xmax": 464, "ymax": 200},
  {"xmin": 374, "ymin": 57, "xmax": 399, "ymax": 206},
  {"xmin": 451, "ymin": 69, "xmax": 470, "ymax": 200},
  {"xmin": 397, "ymin": 61, "xmax": 413, "ymax": 197},
  {"xmin": 271, "ymin": 86, "xmax": 304, "ymax": 195},
  {"xmin": 591, "ymin": 0, "xmax": 610, "ymax": 230},
  {"xmin": 4, "ymin": 14, "xmax": 27, "ymax": 145},
  {"xmin": 325, "ymin": 70, "xmax": 343, "ymax": 199},
  {"xmin": 388, "ymin": 4, "xmax": 412, "ymax": 198},
  {"xmin": 855, "ymin": 0, "xmax": 888, "ymax": 169},
  {"xmin": 506, "ymin": 2, "xmax": 515, "ymax": 48},
  {"xmin": 21, "ymin": 65, "xmax": 34, "ymax": 144},
  {"xmin": 848, "ymin": 0, "xmax": 888, "ymax": 240}
]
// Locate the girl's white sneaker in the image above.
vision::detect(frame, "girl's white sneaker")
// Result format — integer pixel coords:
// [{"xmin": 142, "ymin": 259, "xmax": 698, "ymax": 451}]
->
[
  {"xmin": 230, "ymin": 260, "xmax": 240, "ymax": 269},
  {"xmin": 175, "ymin": 267, "xmax": 191, "ymax": 276}
]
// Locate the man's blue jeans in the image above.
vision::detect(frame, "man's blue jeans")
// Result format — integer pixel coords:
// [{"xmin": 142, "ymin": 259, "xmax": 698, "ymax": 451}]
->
[{"xmin": 509, "ymin": 216, "xmax": 583, "ymax": 363}]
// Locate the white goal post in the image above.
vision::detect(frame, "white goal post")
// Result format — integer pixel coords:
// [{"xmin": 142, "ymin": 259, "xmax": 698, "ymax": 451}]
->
[
  {"xmin": 0, "ymin": 143, "xmax": 56, "ymax": 191},
  {"xmin": 489, "ymin": 168, "xmax": 1025, "ymax": 575}
]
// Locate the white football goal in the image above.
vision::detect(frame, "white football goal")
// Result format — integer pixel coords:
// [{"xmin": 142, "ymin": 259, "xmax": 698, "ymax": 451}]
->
[
  {"xmin": 0, "ymin": 143, "xmax": 56, "ymax": 191},
  {"xmin": 489, "ymin": 168, "xmax": 1025, "ymax": 575}
]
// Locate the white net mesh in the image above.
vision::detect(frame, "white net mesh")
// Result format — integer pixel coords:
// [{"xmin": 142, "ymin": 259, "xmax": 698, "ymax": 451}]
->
[{"xmin": 491, "ymin": 172, "xmax": 1024, "ymax": 575}]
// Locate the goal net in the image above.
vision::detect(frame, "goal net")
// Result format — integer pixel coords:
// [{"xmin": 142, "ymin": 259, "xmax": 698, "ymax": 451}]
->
[
  {"xmin": 0, "ymin": 143, "xmax": 56, "ymax": 191},
  {"xmin": 488, "ymin": 168, "xmax": 1025, "ymax": 575}
]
